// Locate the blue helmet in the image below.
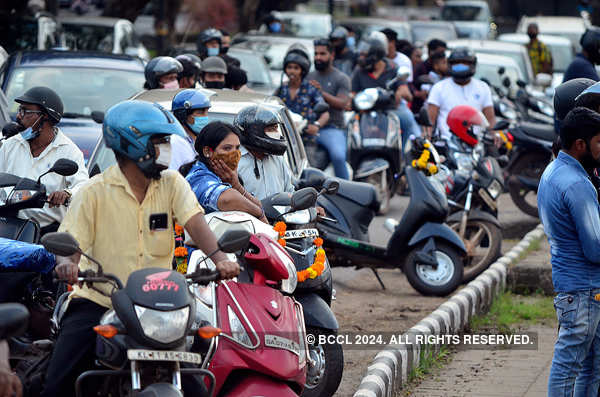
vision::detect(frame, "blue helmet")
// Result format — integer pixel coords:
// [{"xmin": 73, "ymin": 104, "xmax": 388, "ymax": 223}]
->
[
  {"xmin": 171, "ymin": 89, "xmax": 211, "ymax": 132},
  {"xmin": 103, "ymin": 100, "xmax": 186, "ymax": 176}
]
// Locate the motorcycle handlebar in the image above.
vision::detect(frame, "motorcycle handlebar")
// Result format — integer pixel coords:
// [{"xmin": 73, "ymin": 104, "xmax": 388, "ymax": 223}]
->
[{"xmin": 186, "ymin": 268, "xmax": 220, "ymax": 286}]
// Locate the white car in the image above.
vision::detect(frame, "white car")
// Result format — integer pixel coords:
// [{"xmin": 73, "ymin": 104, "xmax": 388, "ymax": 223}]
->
[
  {"xmin": 516, "ymin": 16, "xmax": 586, "ymax": 52},
  {"xmin": 498, "ymin": 33, "xmax": 575, "ymax": 88},
  {"xmin": 474, "ymin": 52, "xmax": 526, "ymax": 98}
]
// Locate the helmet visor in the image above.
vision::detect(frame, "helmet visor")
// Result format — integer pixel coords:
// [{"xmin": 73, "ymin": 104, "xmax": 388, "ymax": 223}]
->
[{"xmin": 469, "ymin": 110, "xmax": 489, "ymax": 138}]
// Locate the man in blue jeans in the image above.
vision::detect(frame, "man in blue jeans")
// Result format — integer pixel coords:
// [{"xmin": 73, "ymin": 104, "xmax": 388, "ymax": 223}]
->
[
  {"xmin": 307, "ymin": 38, "xmax": 352, "ymax": 179},
  {"xmin": 538, "ymin": 107, "xmax": 600, "ymax": 396}
]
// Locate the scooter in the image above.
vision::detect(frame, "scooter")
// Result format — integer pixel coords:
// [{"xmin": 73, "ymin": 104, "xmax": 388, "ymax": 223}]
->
[
  {"xmin": 301, "ymin": 165, "xmax": 466, "ymax": 297},
  {"xmin": 185, "ymin": 215, "xmax": 309, "ymax": 396},
  {"xmin": 39, "ymin": 231, "xmax": 233, "ymax": 397}
]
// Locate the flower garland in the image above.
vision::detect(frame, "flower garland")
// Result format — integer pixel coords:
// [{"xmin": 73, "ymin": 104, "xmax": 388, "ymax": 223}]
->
[
  {"xmin": 412, "ymin": 142, "xmax": 438, "ymax": 176},
  {"xmin": 273, "ymin": 222, "xmax": 327, "ymax": 282},
  {"xmin": 174, "ymin": 223, "xmax": 188, "ymax": 274}
]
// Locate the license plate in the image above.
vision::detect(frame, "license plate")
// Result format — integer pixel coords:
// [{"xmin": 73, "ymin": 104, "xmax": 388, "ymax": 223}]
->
[
  {"xmin": 283, "ymin": 228, "xmax": 319, "ymax": 240},
  {"xmin": 127, "ymin": 349, "xmax": 202, "ymax": 364},
  {"xmin": 264, "ymin": 334, "xmax": 300, "ymax": 356}
]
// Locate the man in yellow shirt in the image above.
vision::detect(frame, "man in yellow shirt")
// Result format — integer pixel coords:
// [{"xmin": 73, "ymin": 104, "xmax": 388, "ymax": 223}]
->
[
  {"xmin": 527, "ymin": 23, "xmax": 553, "ymax": 76},
  {"xmin": 42, "ymin": 100, "xmax": 239, "ymax": 397}
]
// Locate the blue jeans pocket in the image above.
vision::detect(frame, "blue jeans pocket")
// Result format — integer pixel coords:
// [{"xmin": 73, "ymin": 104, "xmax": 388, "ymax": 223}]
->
[{"xmin": 554, "ymin": 293, "xmax": 580, "ymax": 329}]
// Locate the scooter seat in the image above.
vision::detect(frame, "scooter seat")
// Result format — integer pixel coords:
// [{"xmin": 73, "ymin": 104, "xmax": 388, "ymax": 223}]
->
[
  {"xmin": 520, "ymin": 122, "xmax": 556, "ymax": 142},
  {"xmin": 336, "ymin": 179, "xmax": 380, "ymax": 211}
]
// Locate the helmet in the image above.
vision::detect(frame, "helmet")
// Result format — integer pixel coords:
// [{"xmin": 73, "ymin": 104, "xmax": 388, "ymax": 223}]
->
[
  {"xmin": 553, "ymin": 78, "xmax": 596, "ymax": 120},
  {"xmin": 175, "ymin": 53, "xmax": 202, "ymax": 79},
  {"xmin": 234, "ymin": 105, "xmax": 287, "ymax": 156},
  {"xmin": 145, "ymin": 57, "xmax": 183, "ymax": 89},
  {"xmin": 201, "ymin": 56, "xmax": 228, "ymax": 74},
  {"xmin": 448, "ymin": 47, "xmax": 477, "ymax": 83},
  {"xmin": 197, "ymin": 28, "xmax": 222, "ymax": 46},
  {"xmin": 575, "ymin": 80, "xmax": 600, "ymax": 112},
  {"xmin": 171, "ymin": 89, "xmax": 211, "ymax": 131},
  {"xmin": 446, "ymin": 105, "xmax": 489, "ymax": 147},
  {"xmin": 358, "ymin": 36, "xmax": 387, "ymax": 72},
  {"xmin": 15, "ymin": 86, "xmax": 63, "ymax": 123},
  {"xmin": 329, "ymin": 26, "xmax": 348, "ymax": 40},
  {"xmin": 580, "ymin": 27, "xmax": 600, "ymax": 64},
  {"xmin": 283, "ymin": 43, "xmax": 311, "ymax": 77},
  {"xmin": 103, "ymin": 100, "xmax": 186, "ymax": 176}
]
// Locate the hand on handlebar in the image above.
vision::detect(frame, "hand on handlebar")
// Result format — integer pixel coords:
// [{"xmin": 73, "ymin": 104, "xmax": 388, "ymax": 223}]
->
[
  {"xmin": 55, "ymin": 261, "xmax": 79, "ymax": 285},
  {"xmin": 47, "ymin": 191, "xmax": 70, "ymax": 208},
  {"xmin": 216, "ymin": 260, "xmax": 240, "ymax": 280}
]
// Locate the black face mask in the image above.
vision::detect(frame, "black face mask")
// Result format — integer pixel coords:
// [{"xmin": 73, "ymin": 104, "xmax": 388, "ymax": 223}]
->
[
  {"xmin": 582, "ymin": 140, "xmax": 600, "ymax": 171},
  {"xmin": 333, "ymin": 42, "xmax": 345, "ymax": 56},
  {"xmin": 527, "ymin": 32, "xmax": 537, "ymax": 40},
  {"xmin": 204, "ymin": 81, "xmax": 225, "ymax": 89},
  {"xmin": 314, "ymin": 60, "xmax": 329, "ymax": 71},
  {"xmin": 220, "ymin": 46, "xmax": 229, "ymax": 55}
]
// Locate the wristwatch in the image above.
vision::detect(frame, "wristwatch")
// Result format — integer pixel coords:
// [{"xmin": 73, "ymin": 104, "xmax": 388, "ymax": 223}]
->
[{"xmin": 313, "ymin": 121, "xmax": 321, "ymax": 128}]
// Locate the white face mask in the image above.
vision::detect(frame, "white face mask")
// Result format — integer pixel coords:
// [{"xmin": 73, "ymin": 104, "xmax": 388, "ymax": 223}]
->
[
  {"xmin": 265, "ymin": 125, "xmax": 283, "ymax": 140},
  {"xmin": 162, "ymin": 80, "xmax": 180, "ymax": 89},
  {"xmin": 155, "ymin": 142, "xmax": 172, "ymax": 167}
]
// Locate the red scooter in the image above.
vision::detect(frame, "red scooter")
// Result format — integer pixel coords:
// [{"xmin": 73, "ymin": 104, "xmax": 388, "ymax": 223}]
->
[{"xmin": 188, "ymin": 224, "xmax": 309, "ymax": 396}]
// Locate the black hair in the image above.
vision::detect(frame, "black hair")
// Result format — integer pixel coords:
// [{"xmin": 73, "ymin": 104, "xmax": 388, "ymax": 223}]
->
[
  {"xmin": 560, "ymin": 107, "xmax": 600, "ymax": 149},
  {"xmin": 380, "ymin": 28, "xmax": 397, "ymax": 43},
  {"xmin": 314, "ymin": 38, "xmax": 333, "ymax": 52},
  {"xmin": 226, "ymin": 66, "xmax": 248, "ymax": 89},
  {"xmin": 179, "ymin": 121, "xmax": 240, "ymax": 175},
  {"xmin": 397, "ymin": 40, "xmax": 414, "ymax": 57},
  {"xmin": 427, "ymin": 39, "xmax": 447, "ymax": 53},
  {"xmin": 341, "ymin": 24, "xmax": 354, "ymax": 33},
  {"xmin": 430, "ymin": 51, "xmax": 446, "ymax": 64}
]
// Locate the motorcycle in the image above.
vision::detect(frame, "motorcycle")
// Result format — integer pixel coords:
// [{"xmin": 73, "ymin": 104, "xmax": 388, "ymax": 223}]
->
[
  {"xmin": 37, "ymin": 231, "xmax": 241, "ymax": 397},
  {"xmin": 185, "ymin": 212, "xmax": 309, "ymax": 396},
  {"xmin": 301, "ymin": 164, "xmax": 466, "ymax": 297}
]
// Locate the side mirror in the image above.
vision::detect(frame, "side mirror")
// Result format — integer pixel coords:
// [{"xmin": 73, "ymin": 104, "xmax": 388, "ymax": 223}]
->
[
  {"xmin": 49, "ymin": 159, "xmax": 79, "ymax": 177},
  {"xmin": 502, "ymin": 76, "xmax": 511, "ymax": 88},
  {"xmin": 498, "ymin": 66, "xmax": 505, "ymax": 75},
  {"xmin": 290, "ymin": 187, "xmax": 318, "ymax": 211},
  {"xmin": 313, "ymin": 102, "xmax": 330, "ymax": 114},
  {"xmin": 493, "ymin": 120, "xmax": 509, "ymax": 130},
  {"xmin": 217, "ymin": 229, "xmax": 251, "ymax": 253},
  {"xmin": 91, "ymin": 111, "xmax": 104, "ymax": 124},
  {"xmin": 2, "ymin": 121, "xmax": 22, "ymax": 138},
  {"xmin": 497, "ymin": 155, "xmax": 509, "ymax": 167},
  {"xmin": 535, "ymin": 73, "xmax": 552, "ymax": 88},
  {"xmin": 0, "ymin": 303, "xmax": 29, "ymax": 339},
  {"xmin": 322, "ymin": 179, "xmax": 339, "ymax": 195},
  {"xmin": 516, "ymin": 79, "xmax": 527, "ymax": 89},
  {"xmin": 41, "ymin": 232, "xmax": 81, "ymax": 256}
]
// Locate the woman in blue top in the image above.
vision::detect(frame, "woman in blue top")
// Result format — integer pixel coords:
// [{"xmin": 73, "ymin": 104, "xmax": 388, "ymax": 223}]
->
[
  {"xmin": 276, "ymin": 43, "xmax": 329, "ymax": 136},
  {"xmin": 184, "ymin": 121, "xmax": 268, "ymax": 222}
]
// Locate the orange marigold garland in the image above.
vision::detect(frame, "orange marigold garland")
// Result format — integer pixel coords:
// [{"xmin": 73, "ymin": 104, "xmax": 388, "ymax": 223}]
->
[
  {"xmin": 174, "ymin": 223, "xmax": 188, "ymax": 274},
  {"xmin": 273, "ymin": 222, "xmax": 327, "ymax": 282}
]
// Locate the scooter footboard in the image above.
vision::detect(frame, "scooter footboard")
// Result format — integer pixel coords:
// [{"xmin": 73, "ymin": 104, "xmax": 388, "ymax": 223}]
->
[{"xmin": 222, "ymin": 373, "xmax": 299, "ymax": 396}]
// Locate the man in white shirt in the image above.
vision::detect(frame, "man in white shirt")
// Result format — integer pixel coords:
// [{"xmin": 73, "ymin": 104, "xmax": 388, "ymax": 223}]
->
[
  {"xmin": 427, "ymin": 47, "xmax": 496, "ymax": 141},
  {"xmin": 0, "ymin": 87, "xmax": 88, "ymax": 234},
  {"xmin": 381, "ymin": 28, "xmax": 413, "ymax": 82}
]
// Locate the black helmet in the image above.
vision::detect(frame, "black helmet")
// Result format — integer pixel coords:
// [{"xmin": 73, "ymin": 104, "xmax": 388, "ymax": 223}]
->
[
  {"xmin": 283, "ymin": 43, "xmax": 311, "ymax": 77},
  {"xmin": 448, "ymin": 47, "xmax": 477, "ymax": 83},
  {"xmin": 329, "ymin": 26, "xmax": 348, "ymax": 40},
  {"xmin": 575, "ymin": 80, "xmax": 600, "ymax": 112},
  {"xmin": 144, "ymin": 56, "xmax": 183, "ymax": 89},
  {"xmin": 581, "ymin": 27, "xmax": 600, "ymax": 64},
  {"xmin": 552, "ymin": 78, "xmax": 596, "ymax": 120},
  {"xmin": 15, "ymin": 86, "xmax": 63, "ymax": 124},
  {"xmin": 197, "ymin": 28, "xmax": 222, "ymax": 46},
  {"xmin": 358, "ymin": 36, "xmax": 387, "ymax": 72},
  {"xmin": 175, "ymin": 53, "xmax": 202, "ymax": 79},
  {"xmin": 234, "ymin": 105, "xmax": 287, "ymax": 156}
]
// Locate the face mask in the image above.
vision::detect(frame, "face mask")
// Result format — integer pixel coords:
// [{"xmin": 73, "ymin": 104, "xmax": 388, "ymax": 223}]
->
[
  {"xmin": 204, "ymin": 81, "xmax": 225, "ymax": 89},
  {"xmin": 155, "ymin": 142, "xmax": 172, "ymax": 168},
  {"xmin": 220, "ymin": 46, "xmax": 229, "ymax": 55},
  {"xmin": 162, "ymin": 80, "xmax": 179, "ymax": 89},
  {"xmin": 527, "ymin": 32, "xmax": 537, "ymax": 40},
  {"xmin": 213, "ymin": 149, "xmax": 241, "ymax": 171},
  {"xmin": 314, "ymin": 60, "xmax": 329, "ymax": 71},
  {"xmin": 269, "ymin": 22, "xmax": 282, "ymax": 33},
  {"xmin": 451, "ymin": 63, "xmax": 470, "ymax": 74},
  {"xmin": 20, "ymin": 115, "xmax": 42, "ymax": 141},
  {"xmin": 207, "ymin": 47, "xmax": 220, "ymax": 57},
  {"xmin": 265, "ymin": 127, "xmax": 283, "ymax": 140},
  {"xmin": 190, "ymin": 116, "xmax": 209, "ymax": 134},
  {"xmin": 346, "ymin": 36, "xmax": 356, "ymax": 49}
]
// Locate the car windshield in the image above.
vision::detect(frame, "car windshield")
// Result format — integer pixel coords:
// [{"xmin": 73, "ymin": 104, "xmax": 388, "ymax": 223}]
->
[
  {"xmin": 547, "ymin": 43, "xmax": 574, "ymax": 73},
  {"xmin": 476, "ymin": 63, "xmax": 522, "ymax": 95},
  {"xmin": 60, "ymin": 23, "xmax": 115, "ymax": 52},
  {"xmin": 475, "ymin": 49, "xmax": 529, "ymax": 83},
  {"xmin": 412, "ymin": 25, "xmax": 456, "ymax": 44},
  {"xmin": 5, "ymin": 66, "xmax": 145, "ymax": 117},
  {"xmin": 227, "ymin": 51, "xmax": 273, "ymax": 88},
  {"xmin": 0, "ymin": 17, "xmax": 60, "ymax": 53},
  {"xmin": 441, "ymin": 5, "xmax": 487, "ymax": 22},
  {"xmin": 238, "ymin": 41, "xmax": 313, "ymax": 71},
  {"xmin": 363, "ymin": 24, "xmax": 411, "ymax": 41},
  {"xmin": 281, "ymin": 15, "xmax": 331, "ymax": 38}
]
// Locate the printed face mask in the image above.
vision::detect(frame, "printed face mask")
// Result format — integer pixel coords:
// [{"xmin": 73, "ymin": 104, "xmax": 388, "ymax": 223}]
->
[
  {"xmin": 213, "ymin": 149, "xmax": 242, "ymax": 171},
  {"xmin": 207, "ymin": 47, "xmax": 220, "ymax": 57},
  {"xmin": 162, "ymin": 80, "xmax": 180, "ymax": 89},
  {"xmin": 155, "ymin": 142, "xmax": 172, "ymax": 168},
  {"xmin": 190, "ymin": 116, "xmax": 209, "ymax": 134}
]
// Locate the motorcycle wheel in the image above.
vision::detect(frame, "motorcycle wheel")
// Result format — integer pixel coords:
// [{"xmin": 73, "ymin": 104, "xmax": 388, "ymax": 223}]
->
[
  {"xmin": 508, "ymin": 152, "xmax": 549, "ymax": 218},
  {"xmin": 367, "ymin": 170, "xmax": 391, "ymax": 215},
  {"xmin": 448, "ymin": 220, "xmax": 502, "ymax": 283},
  {"xmin": 302, "ymin": 328, "xmax": 344, "ymax": 397},
  {"xmin": 404, "ymin": 241, "xmax": 463, "ymax": 296}
]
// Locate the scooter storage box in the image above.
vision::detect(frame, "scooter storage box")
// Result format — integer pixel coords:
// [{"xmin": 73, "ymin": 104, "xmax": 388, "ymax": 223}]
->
[{"xmin": 0, "ymin": 237, "xmax": 56, "ymax": 273}]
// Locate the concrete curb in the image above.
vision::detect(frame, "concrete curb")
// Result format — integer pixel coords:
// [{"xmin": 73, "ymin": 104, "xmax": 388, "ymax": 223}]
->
[{"xmin": 353, "ymin": 223, "xmax": 547, "ymax": 397}]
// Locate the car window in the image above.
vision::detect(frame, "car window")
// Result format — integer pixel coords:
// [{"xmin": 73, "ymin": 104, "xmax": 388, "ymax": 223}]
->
[
  {"xmin": 227, "ymin": 50, "xmax": 273, "ymax": 88},
  {"xmin": 236, "ymin": 40, "xmax": 314, "ymax": 71},
  {"xmin": 0, "ymin": 18, "xmax": 41, "ymax": 53},
  {"xmin": 88, "ymin": 138, "xmax": 116, "ymax": 175},
  {"xmin": 441, "ymin": 5, "xmax": 488, "ymax": 22},
  {"xmin": 412, "ymin": 25, "xmax": 457, "ymax": 44},
  {"xmin": 547, "ymin": 43, "xmax": 575, "ymax": 73},
  {"xmin": 5, "ymin": 66, "xmax": 145, "ymax": 116},
  {"xmin": 61, "ymin": 23, "xmax": 114, "ymax": 52},
  {"xmin": 474, "ymin": 49, "xmax": 529, "ymax": 83},
  {"xmin": 281, "ymin": 15, "xmax": 332, "ymax": 38},
  {"xmin": 363, "ymin": 25, "xmax": 411, "ymax": 41},
  {"xmin": 475, "ymin": 63, "xmax": 521, "ymax": 96}
]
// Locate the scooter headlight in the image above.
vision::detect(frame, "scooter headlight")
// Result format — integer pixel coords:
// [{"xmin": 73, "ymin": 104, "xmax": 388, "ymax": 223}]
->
[
  {"xmin": 498, "ymin": 102, "xmax": 517, "ymax": 120},
  {"xmin": 282, "ymin": 209, "xmax": 311, "ymax": 225},
  {"xmin": 276, "ymin": 246, "xmax": 298, "ymax": 294},
  {"xmin": 453, "ymin": 152, "xmax": 474, "ymax": 171},
  {"xmin": 134, "ymin": 305, "xmax": 189, "ymax": 344},
  {"xmin": 228, "ymin": 305, "xmax": 253, "ymax": 346},
  {"xmin": 354, "ymin": 88, "xmax": 378, "ymax": 111}
]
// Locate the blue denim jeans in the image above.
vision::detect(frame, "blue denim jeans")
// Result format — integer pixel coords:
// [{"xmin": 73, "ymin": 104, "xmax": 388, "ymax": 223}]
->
[
  {"xmin": 548, "ymin": 289, "xmax": 600, "ymax": 397},
  {"xmin": 396, "ymin": 101, "xmax": 420, "ymax": 150},
  {"xmin": 316, "ymin": 126, "xmax": 349, "ymax": 180}
]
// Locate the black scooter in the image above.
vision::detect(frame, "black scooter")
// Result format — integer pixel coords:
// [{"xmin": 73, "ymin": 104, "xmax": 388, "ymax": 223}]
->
[{"xmin": 300, "ymin": 166, "xmax": 466, "ymax": 297}]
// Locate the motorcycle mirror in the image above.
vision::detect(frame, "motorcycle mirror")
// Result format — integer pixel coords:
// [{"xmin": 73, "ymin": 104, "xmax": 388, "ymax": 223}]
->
[
  {"xmin": 41, "ymin": 232, "xmax": 81, "ymax": 256},
  {"xmin": 322, "ymin": 179, "xmax": 339, "ymax": 195},
  {"xmin": 2, "ymin": 121, "xmax": 23, "ymax": 139},
  {"xmin": 516, "ymin": 79, "xmax": 527, "ymax": 89},
  {"xmin": 217, "ymin": 229, "xmax": 251, "ymax": 253},
  {"xmin": 48, "ymin": 159, "xmax": 79, "ymax": 177},
  {"xmin": 91, "ymin": 111, "xmax": 104, "ymax": 124},
  {"xmin": 313, "ymin": 102, "xmax": 329, "ymax": 114},
  {"xmin": 497, "ymin": 155, "xmax": 509, "ymax": 167},
  {"xmin": 493, "ymin": 120, "xmax": 509, "ymax": 130},
  {"xmin": 497, "ymin": 66, "xmax": 505, "ymax": 75},
  {"xmin": 0, "ymin": 303, "xmax": 29, "ymax": 340},
  {"xmin": 290, "ymin": 187, "xmax": 318, "ymax": 211}
]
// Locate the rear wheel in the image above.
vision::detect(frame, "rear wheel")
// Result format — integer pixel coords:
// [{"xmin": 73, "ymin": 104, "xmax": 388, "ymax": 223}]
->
[
  {"xmin": 302, "ymin": 328, "xmax": 344, "ymax": 397},
  {"xmin": 508, "ymin": 152, "xmax": 550, "ymax": 218},
  {"xmin": 404, "ymin": 241, "xmax": 463, "ymax": 296}
]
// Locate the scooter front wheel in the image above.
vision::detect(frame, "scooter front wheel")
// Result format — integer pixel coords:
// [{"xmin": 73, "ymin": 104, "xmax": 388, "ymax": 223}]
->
[
  {"xmin": 404, "ymin": 241, "xmax": 463, "ymax": 296},
  {"xmin": 302, "ymin": 328, "xmax": 344, "ymax": 397}
]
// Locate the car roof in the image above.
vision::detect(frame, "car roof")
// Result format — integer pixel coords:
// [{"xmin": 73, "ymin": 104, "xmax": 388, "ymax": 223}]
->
[
  {"xmin": 448, "ymin": 39, "xmax": 525, "ymax": 52},
  {"xmin": 409, "ymin": 20, "xmax": 456, "ymax": 27},
  {"xmin": 475, "ymin": 52, "xmax": 520, "ymax": 68},
  {"xmin": 8, "ymin": 50, "xmax": 145, "ymax": 71},
  {"xmin": 336, "ymin": 17, "xmax": 409, "ymax": 26},
  {"xmin": 498, "ymin": 33, "xmax": 572, "ymax": 46},
  {"xmin": 443, "ymin": 0, "xmax": 488, "ymax": 6},
  {"xmin": 278, "ymin": 11, "xmax": 330, "ymax": 18},
  {"xmin": 517, "ymin": 16, "xmax": 586, "ymax": 32},
  {"xmin": 57, "ymin": 16, "xmax": 127, "ymax": 27},
  {"xmin": 234, "ymin": 34, "xmax": 314, "ymax": 45}
]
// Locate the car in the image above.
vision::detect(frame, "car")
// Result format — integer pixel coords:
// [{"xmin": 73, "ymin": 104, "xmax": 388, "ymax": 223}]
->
[
  {"xmin": 498, "ymin": 33, "xmax": 575, "ymax": 88},
  {"xmin": 227, "ymin": 48, "xmax": 276, "ymax": 95},
  {"xmin": 440, "ymin": 0, "xmax": 496, "ymax": 39},
  {"xmin": 255, "ymin": 11, "xmax": 332, "ymax": 38},
  {"xmin": 474, "ymin": 52, "xmax": 526, "ymax": 98},
  {"xmin": 409, "ymin": 20, "xmax": 458, "ymax": 47},
  {"xmin": 335, "ymin": 17, "xmax": 412, "ymax": 42},
  {"xmin": 0, "ymin": 89, "xmax": 10, "ymax": 129},
  {"xmin": 516, "ymin": 16, "xmax": 586, "ymax": 52},
  {"xmin": 0, "ymin": 51, "xmax": 146, "ymax": 161},
  {"xmin": 231, "ymin": 35, "xmax": 315, "ymax": 86},
  {"xmin": 0, "ymin": 12, "xmax": 61, "ymax": 54},
  {"xmin": 57, "ymin": 16, "xmax": 150, "ymax": 61},
  {"xmin": 448, "ymin": 39, "xmax": 536, "ymax": 86},
  {"xmin": 87, "ymin": 88, "xmax": 308, "ymax": 180}
]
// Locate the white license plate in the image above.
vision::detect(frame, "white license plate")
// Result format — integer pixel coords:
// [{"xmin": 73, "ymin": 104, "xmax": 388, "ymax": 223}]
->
[
  {"xmin": 127, "ymin": 349, "xmax": 202, "ymax": 364},
  {"xmin": 264, "ymin": 334, "xmax": 300, "ymax": 356},
  {"xmin": 283, "ymin": 228, "xmax": 319, "ymax": 240}
]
